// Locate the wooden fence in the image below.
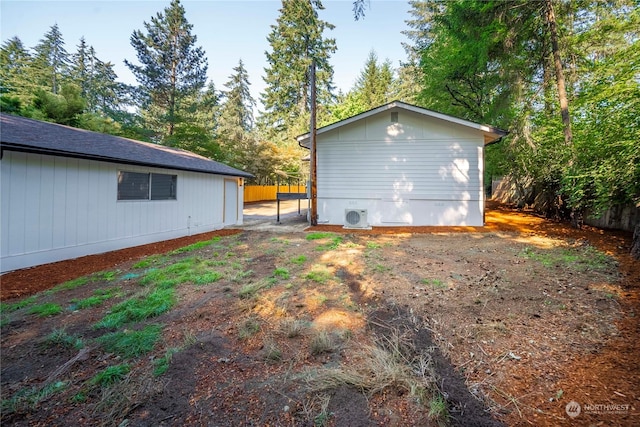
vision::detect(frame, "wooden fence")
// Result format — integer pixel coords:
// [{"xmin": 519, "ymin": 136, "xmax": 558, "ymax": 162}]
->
[{"xmin": 244, "ymin": 185, "xmax": 307, "ymax": 203}]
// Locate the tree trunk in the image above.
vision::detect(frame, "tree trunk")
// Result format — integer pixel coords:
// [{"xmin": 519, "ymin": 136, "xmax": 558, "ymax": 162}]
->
[
  {"xmin": 545, "ymin": 0, "xmax": 572, "ymax": 146},
  {"xmin": 632, "ymin": 223, "xmax": 640, "ymax": 260}
]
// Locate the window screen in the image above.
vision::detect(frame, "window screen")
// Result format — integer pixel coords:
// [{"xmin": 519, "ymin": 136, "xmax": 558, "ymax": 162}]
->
[
  {"xmin": 150, "ymin": 173, "xmax": 177, "ymax": 200},
  {"xmin": 118, "ymin": 171, "xmax": 149, "ymax": 200},
  {"xmin": 118, "ymin": 171, "xmax": 177, "ymax": 201}
]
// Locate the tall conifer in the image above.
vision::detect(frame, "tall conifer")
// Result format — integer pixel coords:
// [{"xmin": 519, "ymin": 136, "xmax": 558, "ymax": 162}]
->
[
  {"xmin": 125, "ymin": 0, "xmax": 208, "ymax": 144},
  {"xmin": 260, "ymin": 0, "xmax": 336, "ymax": 143}
]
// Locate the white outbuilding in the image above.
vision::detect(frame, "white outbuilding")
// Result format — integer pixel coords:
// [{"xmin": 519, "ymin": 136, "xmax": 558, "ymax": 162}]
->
[
  {"xmin": 297, "ymin": 101, "xmax": 507, "ymax": 228},
  {"xmin": 0, "ymin": 113, "xmax": 252, "ymax": 273}
]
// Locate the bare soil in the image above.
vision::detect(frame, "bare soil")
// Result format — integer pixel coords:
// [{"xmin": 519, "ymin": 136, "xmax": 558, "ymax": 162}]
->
[{"xmin": 1, "ymin": 202, "xmax": 638, "ymax": 426}]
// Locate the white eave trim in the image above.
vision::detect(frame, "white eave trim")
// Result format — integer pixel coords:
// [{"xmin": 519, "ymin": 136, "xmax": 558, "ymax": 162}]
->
[{"xmin": 297, "ymin": 100, "xmax": 508, "ymax": 148}]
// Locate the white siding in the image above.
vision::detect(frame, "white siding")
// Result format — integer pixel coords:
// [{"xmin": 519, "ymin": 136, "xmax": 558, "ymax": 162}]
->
[
  {"xmin": 316, "ymin": 109, "xmax": 485, "ymax": 227},
  {"xmin": 1, "ymin": 152, "xmax": 242, "ymax": 272}
]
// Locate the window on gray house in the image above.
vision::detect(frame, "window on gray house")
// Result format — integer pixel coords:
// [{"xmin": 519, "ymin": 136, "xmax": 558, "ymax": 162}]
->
[
  {"xmin": 150, "ymin": 173, "xmax": 177, "ymax": 200},
  {"xmin": 117, "ymin": 171, "xmax": 177, "ymax": 200}
]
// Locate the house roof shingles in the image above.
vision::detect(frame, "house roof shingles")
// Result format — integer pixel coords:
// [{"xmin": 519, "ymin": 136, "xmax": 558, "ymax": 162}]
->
[{"xmin": 0, "ymin": 113, "xmax": 253, "ymax": 179}]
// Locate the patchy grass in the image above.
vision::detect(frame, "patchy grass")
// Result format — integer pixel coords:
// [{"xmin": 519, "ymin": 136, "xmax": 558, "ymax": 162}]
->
[
  {"xmin": 239, "ymin": 317, "xmax": 261, "ymax": 339},
  {"xmin": 272, "ymin": 267, "xmax": 290, "ymax": 280},
  {"xmin": 90, "ymin": 364, "xmax": 131, "ymax": 387},
  {"xmin": 306, "ymin": 232, "xmax": 343, "ymax": 251},
  {"xmin": 71, "ymin": 287, "xmax": 121, "ymax": 310},
  {"xmin": 95, "ymin": 270, "xmax": 119, "ymax": 282},
  {"xmin": 428, "ymin": 393, "xmax": 450, "ymax": 425},
  {"xmin": 139, "ymin": 257, "xmax": 223, "ymax": 288},
  {"xmin": 421, "ymin": 278, "xmax": 447, "ymax": 289},
  {"xmin": 132, "ymin": 254, "xmax": 168, "ymax": 269},
  {"xmin": 1, "ymin": 381, "xmax": 67, "ymax": 416},
  {"xmin": 231, "ymin": 269, "xmax": 254, "ymax": 283},
  {"xmin": 290, "ymin": 255, "xmax": 307, "ymax": 265},
  {"xmin": 153, "ymin": 347, "xmax": 180, "ymax": 376},
  {"xmin": 28, "ymin": 302, "xmax": 63, "ymax": 317},
  {"xmin": 96, "ymin": 324, "xmax": 162, "ymax": 358},
  {"xmin": 238, "ymin": 278, "xmax": 274, "ymax": 299},
  {"xmin": 262, "ymin": 338, "xmax": 283, "ymax": 362},
  {"xmin": 1, "ymin": 219, "xmax": 630, "ymax": 426},
  {"xmin": 306, "ymin": 232, "xmax": 335, "ymax": 241},
  {"xmin": 0, "ymin": 295, "xmax": 38, "ymax": 313},
  {"xmin": 366, "ymin": 241, "xmax": 381, "ymax": 250},
  {"xmin": 94, "ymin": 287, "xmax": 175, "ymax": 329},
  {"xmin": 310, "ymin": 331, "xmax": 336, "ymax": 355},
  {"xmin": 46, "ymin": 277, "xmax": 89, "ymax": 294},
  {"xmin": 519, "ymin": 244, "xmax": 616, "ymax": 272},
  {"xmin": 373, "ymin": 263, "xmax": 391, "ymax": 273},
  {"xmin": 44, "ymin": 329, "xmax": 84, "ymax": 350},
  {"xmin": 306, "ymin": 331, "xmax": 437, "ymax": 411},
  {"xmin": 280, "ymin": 318, "xmax": 308, "ymax": 338},
  {"xmin": 192, "ymin": 271, "xmax": 223, "ymax": 285},
  {"xmin": 170, "ymin": 237, "xmax": 221, "ymax": 254},
  {"xmin": 305, "ymin": 266, "xmax": 333, "ymax": 284}
]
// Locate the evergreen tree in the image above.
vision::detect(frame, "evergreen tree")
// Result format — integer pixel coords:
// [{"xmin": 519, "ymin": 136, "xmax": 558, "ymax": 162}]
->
[
  {"xmin": 260, "ymin": 0, "xmax": 337, "ymax": 144},
  {"xmin": 163, "ymin": 80, "xmax": 222, "ymax": 160},
  {"xmin": 397, "ymin": 0, "xmax": 443, "ymax": 105},
  {"xmin": 91, "ymin": 57, "xmax": 124, "ymax": 116},
  {"xmin": 0, "ymin": 36, "xmax": 33, "ymax": 108},
  {"xmin": 219, "ymin": 59, "xmax": 255, "ymax": 139},
  {"xmin": 71, "ymin": 37, "xmax": 92, "ymax": 102},
  {"xmin": 217, "ymin": 59, "xmax": 282, "ymax": 183},
  {"xmin": 72, "ymin": 41, "xmax": 123, "ymax": 116},
  {"xmin": 31, "ymin": 24, "xmax": 70, "ymax": 94},
  {"xmin": 330, "ymin": 50, "xmax": 396, "ymax": 121},
  {"xmin": 353, "ymin": 50, "xmax": 395, "ymax": 109},
  {"xmin": 125, "ymin": 0, "xmax": 208, "ymax": 145},
  {"xmin": 32, "ymin": 83, "xmax": 86, "ymax": 126}
]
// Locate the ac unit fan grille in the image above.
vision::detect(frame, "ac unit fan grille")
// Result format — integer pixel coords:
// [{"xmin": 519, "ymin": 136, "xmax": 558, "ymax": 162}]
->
[{"xmin": 345, "ymin": 210, "xmax": 362, "ymax": 226}]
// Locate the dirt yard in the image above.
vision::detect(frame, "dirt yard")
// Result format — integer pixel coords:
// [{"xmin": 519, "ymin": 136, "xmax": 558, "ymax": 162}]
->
[{"xmin": 1, "ymin": 202, "xmax": 638, "ymax": 426}]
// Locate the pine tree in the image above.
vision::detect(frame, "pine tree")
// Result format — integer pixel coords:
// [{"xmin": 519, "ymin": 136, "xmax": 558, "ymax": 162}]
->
[
  {"xmin": 353, "ymin": 50, "xmax": 395, "ymax": 109},
  {"xmin": 167, "ymin": 81, "xmax": 222, "ymax": 159},
  {"xmin": 397, "ymin": 0, "xmax": 443, "ymax": 105},
  {"xmin": 71, "ymin": 40, "xmax": 123, "ymax": 116},
  {"xmin": 330, "ymin": 50, "xmax": 396, "ymax": 121},
  {"xmin": 0, "ymin": 36, "xmax": 33, "ymax": 108},
  {"xmin": 260, "ymin": 0, "xmax": 336, "ymax": 143},
  {"xmin": 71, "ymin": 37, "xmax": 92, "ymax": 102},
  {"xmin": 217, "ymin": 59, "xmax": 281, "ymax": 183},
  {"xmin": 125, "ymin": 0, "xmax": 208, "ymax": 144},
  {"xmin": 219, "ymin": 59, "xmax": 255, "ymax": 139},
  {"xmin": 31, "ymin": 24, "xmax": 70, "ymax": 94}
]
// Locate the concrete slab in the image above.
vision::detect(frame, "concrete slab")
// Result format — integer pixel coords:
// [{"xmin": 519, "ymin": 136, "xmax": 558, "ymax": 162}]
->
[{"xmin": 240, "ymin": 200, "xmax": 309, "ymax": 232}]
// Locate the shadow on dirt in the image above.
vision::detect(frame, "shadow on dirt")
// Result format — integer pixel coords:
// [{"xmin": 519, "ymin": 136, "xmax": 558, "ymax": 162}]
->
[
  {"xmin": 368, "ymin": 306, "xmax": 504, "ymax": 427},
  {"xmin": 339, "ymin": 266, "xmax": 504, "ymax": 427}
]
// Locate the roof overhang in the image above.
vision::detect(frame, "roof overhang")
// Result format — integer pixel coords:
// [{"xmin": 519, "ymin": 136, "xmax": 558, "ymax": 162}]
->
[
  {"xmin": 0, "ymin": 142, "xmax": 254, "ymax": 179},
  {"xmin": 297, "ymin": 100, "xmax": 508, "ymax": 149},
  {"xmin": 0, "ymin": 113, "xmax": 254, "ymax": 179}
]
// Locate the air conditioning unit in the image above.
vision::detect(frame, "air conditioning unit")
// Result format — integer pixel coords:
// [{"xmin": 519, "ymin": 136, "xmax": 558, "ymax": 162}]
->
[{"xmin": 344, "ymin": 209, "xmax": 369, "ymax": 229}]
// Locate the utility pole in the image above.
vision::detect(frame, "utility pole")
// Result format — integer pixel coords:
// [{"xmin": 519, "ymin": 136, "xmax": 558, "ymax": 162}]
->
[{"xmin": 309, "ymin": 59, "xmax": 318, "ymax": 226}]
